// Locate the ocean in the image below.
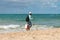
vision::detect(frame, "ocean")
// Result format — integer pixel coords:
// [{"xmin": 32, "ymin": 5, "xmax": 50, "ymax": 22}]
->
[{"xmin": 0, "ymin": 14, "xmax": 60, "ymax": 33}]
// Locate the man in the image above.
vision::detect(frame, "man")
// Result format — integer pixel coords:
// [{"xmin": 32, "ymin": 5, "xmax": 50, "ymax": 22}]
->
[{"xmin": 25, "ymin": 12, "xmax": 32, "ymax": 31}]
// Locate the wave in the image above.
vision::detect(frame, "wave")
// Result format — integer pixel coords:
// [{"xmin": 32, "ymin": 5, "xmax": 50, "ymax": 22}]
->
[
  {"xmin": 31, "ymin": 24, "xmax": 54, "ymax": 30},
  {"xmin": 0, "ymin": 24, "xmax": 54, "ymax": 30},
  {"xmin": 0, "ymin": 24, "xmax": 55, "ymax": 33},
  {"xmin": 0, "ymin": 24, "xmax": 20, "ymax": 29}
]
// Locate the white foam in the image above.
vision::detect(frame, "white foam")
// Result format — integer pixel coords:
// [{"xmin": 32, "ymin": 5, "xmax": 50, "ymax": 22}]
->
[
  {"xmin": 0, "ymin": 24, "xmax": 20, "ymax": 29},
  {"xmin": 0, "ymin": 24, "xmax": 54, "ymax": 33},
  {"xmin": 0, "ymin": 24, "xmax": 54, "ymax": 30},
  {"xmin": 31, "ymin": 25, "xmax": 54, "ymax": 30}
]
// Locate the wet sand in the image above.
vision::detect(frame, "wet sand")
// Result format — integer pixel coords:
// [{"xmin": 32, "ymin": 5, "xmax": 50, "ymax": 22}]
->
[{"xmin": 0, "ymin": 28, "xmax": 60, "ymax": 40}]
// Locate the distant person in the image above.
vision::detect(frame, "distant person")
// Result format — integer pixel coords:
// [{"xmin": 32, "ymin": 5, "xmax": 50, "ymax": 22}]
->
[{"xmin": 25, "ymin": 12, "xmax": 32, "ymax": 31}]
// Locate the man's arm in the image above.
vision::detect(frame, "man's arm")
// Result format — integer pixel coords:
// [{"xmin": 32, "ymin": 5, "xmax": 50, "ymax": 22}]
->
[{"xmin": 29, "ymin": 15, "xmax": 33, "ymax": 20}]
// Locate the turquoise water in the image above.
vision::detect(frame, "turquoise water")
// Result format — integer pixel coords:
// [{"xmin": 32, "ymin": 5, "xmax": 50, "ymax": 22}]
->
[
  {"xmin": 0, "ymin": 14, "xmax": 60, "ymax": 26},
  {"xmin": 0, "ymin": 14, "xmax": 60, "ymax": 32}
]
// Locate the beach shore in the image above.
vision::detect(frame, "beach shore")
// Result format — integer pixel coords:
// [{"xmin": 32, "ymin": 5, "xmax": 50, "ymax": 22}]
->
[{"xmin": 0, "ymin": 28, "xmax": 60, "ymax": 40}]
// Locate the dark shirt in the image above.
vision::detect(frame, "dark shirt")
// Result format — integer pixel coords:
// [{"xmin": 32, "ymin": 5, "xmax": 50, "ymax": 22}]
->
[
  {"xmin": 25, "ymin": 15, "xmax": 32, "ymax": 27},
  {"xmin": 26, "ymin": 15, "xmax": 30, "ymax": 22}
]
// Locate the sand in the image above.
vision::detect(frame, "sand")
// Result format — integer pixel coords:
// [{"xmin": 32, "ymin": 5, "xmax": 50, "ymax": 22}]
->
[{"xmin": 0, "ymin": 28, "xmax": 60, "ymax": 40}]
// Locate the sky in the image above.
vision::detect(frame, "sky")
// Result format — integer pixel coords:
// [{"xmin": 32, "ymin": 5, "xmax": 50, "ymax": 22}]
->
[{"xmin": 0, "ymin": 0, "xmax": 60, "ymax": 14}]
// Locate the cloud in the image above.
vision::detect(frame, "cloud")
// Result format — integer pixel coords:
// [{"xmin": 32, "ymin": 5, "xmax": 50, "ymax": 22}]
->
[
  {"xmin": 38, "ymin": 0, "xmax": 58, "ymax": 8},
  {"xmin": 3, "ymin": 0, "xmax": 33, "ymax": 3},
  {"xmin": 2, "ymin": 0, "xmax": 58, "ymax": 8},
  {"xmin": 6, "ymin": 0, "xmax": 17, "ymax": 1},
  {"xmin": 0, "ymin": 0, "xmax": 59, "ymax": 13}
]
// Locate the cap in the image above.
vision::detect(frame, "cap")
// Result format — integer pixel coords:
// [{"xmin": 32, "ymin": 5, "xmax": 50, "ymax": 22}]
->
[{"xmin": 29, "ymin": 12, "xmax": 32, "ymax": 15}]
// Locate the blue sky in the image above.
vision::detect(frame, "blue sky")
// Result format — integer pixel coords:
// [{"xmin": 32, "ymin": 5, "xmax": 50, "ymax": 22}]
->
[{"xmin": 0, "ymin": 0, "xmax": 60, "ymax": 14}]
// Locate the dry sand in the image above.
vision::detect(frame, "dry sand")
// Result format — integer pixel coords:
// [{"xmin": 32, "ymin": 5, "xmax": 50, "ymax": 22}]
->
[{"xmin": 0, "ymin": 28, "xmax": 60, "ymax": 40}]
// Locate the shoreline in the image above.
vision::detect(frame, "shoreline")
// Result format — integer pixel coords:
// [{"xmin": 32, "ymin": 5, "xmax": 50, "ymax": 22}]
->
[{"xmin": 0, "ymin": 28, "xmax": 60, "ymax": 40}]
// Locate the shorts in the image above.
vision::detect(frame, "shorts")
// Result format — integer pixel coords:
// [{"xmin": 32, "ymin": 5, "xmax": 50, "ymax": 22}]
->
[
  {"xmin": 27, "ymin": 21, "xmax": 32, "ymax": 27},
  {"xmin": 25, "ymin": 24, "xmax": 30, "ymax": 29},
  {"xmin": 25, "ymin": 21, "xmax": 32, "ymax": 29}
]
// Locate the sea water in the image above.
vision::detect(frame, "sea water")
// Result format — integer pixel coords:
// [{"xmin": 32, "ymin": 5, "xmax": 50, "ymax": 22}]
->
[{"xmin": 0, "ymin": 14, "xmax": 60, "ymax": 33}]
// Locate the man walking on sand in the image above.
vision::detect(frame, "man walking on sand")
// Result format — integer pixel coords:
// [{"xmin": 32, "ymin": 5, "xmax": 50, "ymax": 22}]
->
[{"xmin": 25, "ymin": 12, "xmax": 33, "ymax": 31}]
